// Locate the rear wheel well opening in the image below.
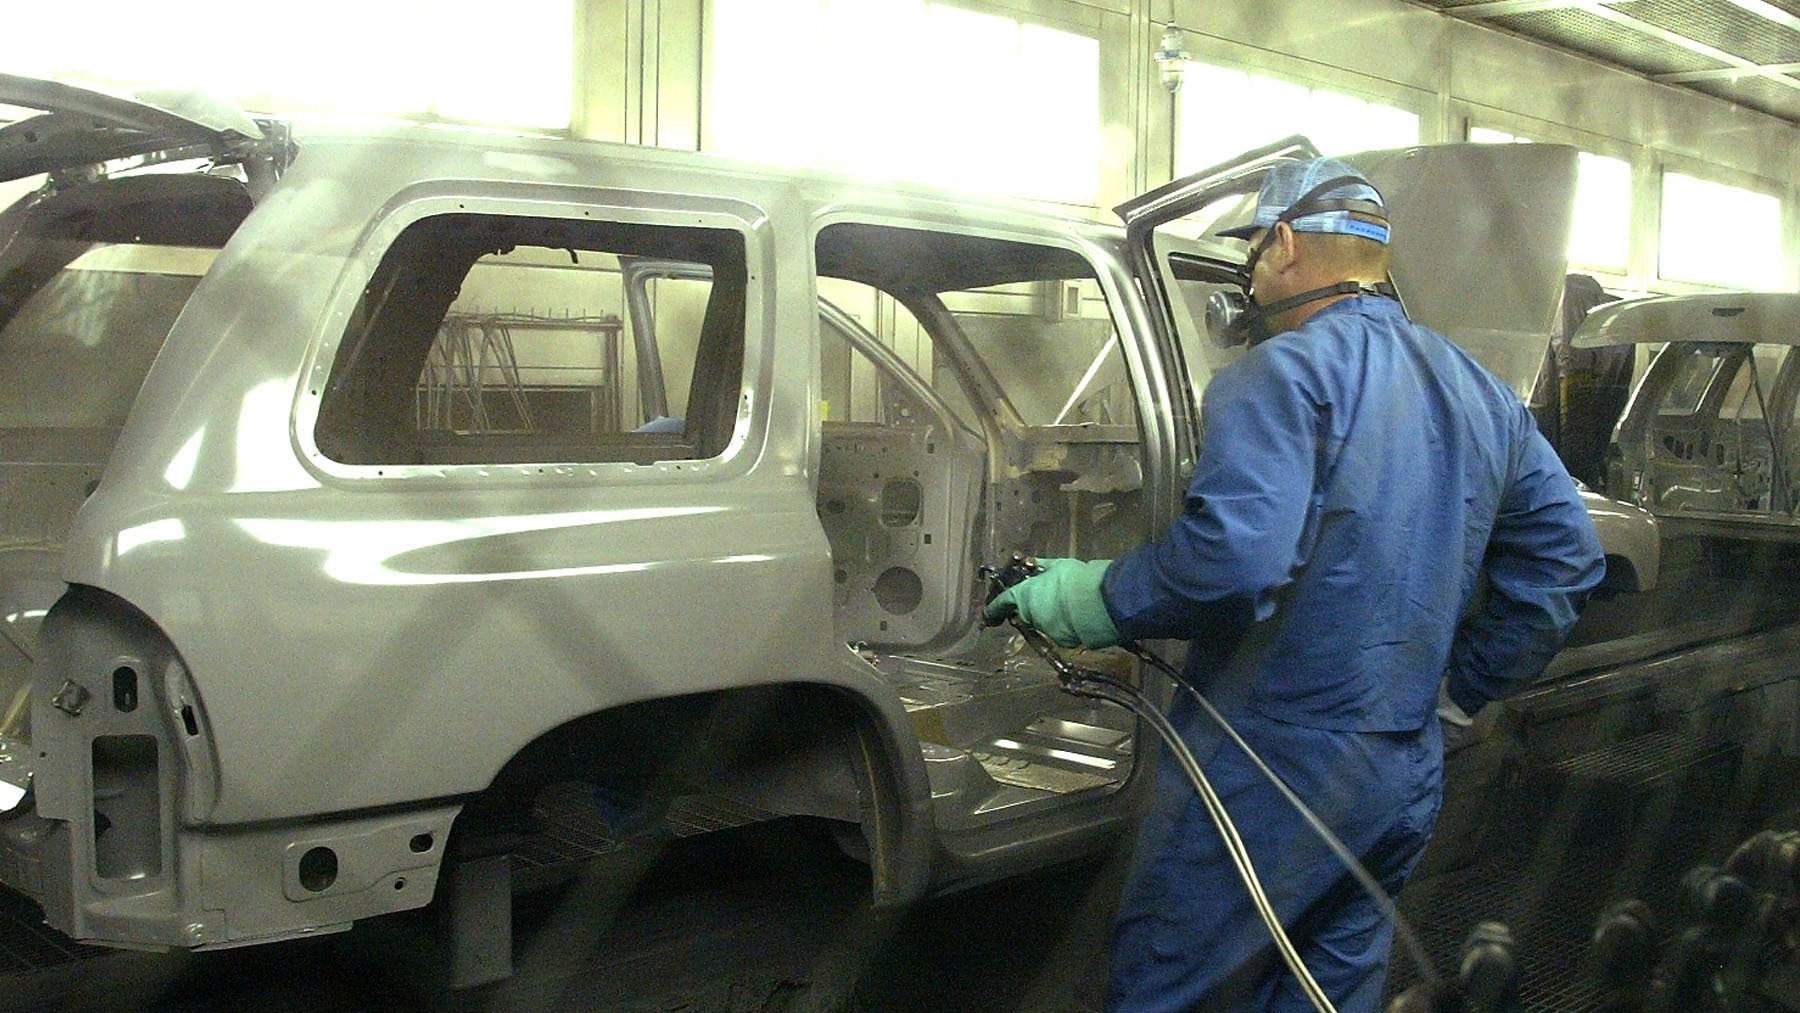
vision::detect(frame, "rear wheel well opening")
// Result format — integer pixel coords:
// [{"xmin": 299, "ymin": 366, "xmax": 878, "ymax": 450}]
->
[{"xmin": 444, "ymin": 685, "xmax": 907, "ymax": 885}]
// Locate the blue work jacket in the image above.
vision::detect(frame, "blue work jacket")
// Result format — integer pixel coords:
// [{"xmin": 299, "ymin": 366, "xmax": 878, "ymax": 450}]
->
[{"xmin": 1102, "ymin": 295, "xmax": 1606, "ymax": 732}]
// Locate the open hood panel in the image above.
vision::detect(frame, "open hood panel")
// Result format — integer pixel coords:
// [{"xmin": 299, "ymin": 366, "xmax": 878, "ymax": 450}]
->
[
  {"xmin": 0, "ymin": 74, "xmax": 263, "ymax": 184},
  {"xmin": 1572, "ymin": 292, "xmax": 1800, "ymax": 348},
  {"xmin": 1118, "ymin": 140, "xmax": 1578, "ymax": 400},
  {"xmin": 1352, "ymin": 143, "xmax": 1575, "ymax": 386}
]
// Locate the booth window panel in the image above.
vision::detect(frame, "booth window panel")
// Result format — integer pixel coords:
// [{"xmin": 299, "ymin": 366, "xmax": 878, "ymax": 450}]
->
[
  {"xmin": 709, "ymin": 0, "xmax": 1101, "ymax": 205},
  {"xmin": 1468, "ymin": 128, "xmax": 1631, "ymax": 273},
  {"xmin": 0, "ymin": 0, "xmax": 574, "ymax": 129},
  {"xmin": 1569, "ymin": 151, "xmax": 1632, "ymax": 273},
  {"xmin": 1469, "ymin": 127, "xmax": 1518, "ymax": 144},
  {"xmin": 1176, "ymin": 61, "xmax": 1420, "ymax": 174},
  {"xmin": 1660, "ymin": 172, "xmax": 1786, "ymax": 290}
]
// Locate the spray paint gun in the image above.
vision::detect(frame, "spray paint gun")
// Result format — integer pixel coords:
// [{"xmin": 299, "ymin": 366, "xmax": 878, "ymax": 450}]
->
[
  {"xmin": 978, "ymin": 554, "xmax": 1121, "ymax": 689},
  {"xmin": 977, "ymin": 552, "xmax": 1044, "ymax": 623}
]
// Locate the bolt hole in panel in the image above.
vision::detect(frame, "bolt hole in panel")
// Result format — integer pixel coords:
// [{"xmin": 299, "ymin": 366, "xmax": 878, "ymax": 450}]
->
[
  {"xmin": 880, "ymin": 479, "xmax": 923, "ymax": 527},
  {"xmin": 111, "ymin": 666, "xmax": 138, "ymax": 713},
  {"xmin": 280, "ymin": 817, "xmax": 451, "ymax": 902},
  {"xmin": 90, "ymin": 735, "xmax": 160, "ymax": 880},
  {"xmin": 298, "ymin": 847, "xmax": 338, "ymax": 892},
  {"xmin": 873, "ymin": 567, "xmax": 923, "ymax": 615}
]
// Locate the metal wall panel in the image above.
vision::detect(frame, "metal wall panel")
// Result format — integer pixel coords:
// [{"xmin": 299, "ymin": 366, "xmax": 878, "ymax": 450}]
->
[
  {"xmin": 583, "ymin": 0, "xmax": 1799, "ymax": 290},
  {"xmin": 655, "ymin": 0, "xmax": 703, "ymax": 151},
  {"xmin": 1648, "ymin": 84, "xmax": 1800, "ymax": 181},
  {"xmin": 1691, "ymin": 74, "xmax": 1800, "ymax": 124},
  {"xmin": 1168, "ymin": 0, "xmax": 1449, "ymax": 95},
  {"xmin": 1099, "ymin": 5, "xmax": 1156, "ymax": 211},
  {"xmin": 943, "ymin": 0, "xmax": 1111, "ymax": 30},
  {"xmin": 575, "ymin": 0, "xmax": 632, "ymax": 142},
  {"xmin": 1448, "ymin": 20, "xmax": 1655, "ymax": 145}
]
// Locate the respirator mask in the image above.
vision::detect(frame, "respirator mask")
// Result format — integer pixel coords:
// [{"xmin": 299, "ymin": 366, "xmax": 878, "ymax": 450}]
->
[
  {"xmin": 1205, "ymin": 288, "xmax": 1265, "ymax": 349},
  {"xmin": 1205, "ymin": 174, "xmax": 1396, "ymax": 350}
]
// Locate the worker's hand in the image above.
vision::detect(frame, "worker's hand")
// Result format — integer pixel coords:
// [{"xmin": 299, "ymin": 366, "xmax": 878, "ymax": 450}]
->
[{"xmin": 983, "ymin": 557, "xmax": 1123, "ymax": 649}]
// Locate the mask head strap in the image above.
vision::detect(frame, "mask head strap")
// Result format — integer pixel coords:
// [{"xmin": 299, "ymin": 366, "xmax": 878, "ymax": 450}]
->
[
  {"xmin": 1254, "ymin": 279, "xmax": 1398, "ymax": 319},
  {"xmin": 1241, "ymin": 175, "xmax": 1391, "ymax": 283}
]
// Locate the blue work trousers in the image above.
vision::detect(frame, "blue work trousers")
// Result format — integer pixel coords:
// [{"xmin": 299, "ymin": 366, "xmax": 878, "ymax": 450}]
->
[{"xmin": 1107, "ymin": 706, "xmax": 1443, "ymax": 1013}]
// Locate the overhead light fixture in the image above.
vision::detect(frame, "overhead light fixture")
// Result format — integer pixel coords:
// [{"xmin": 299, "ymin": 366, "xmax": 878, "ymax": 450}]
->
[{"xmin": 1154, "ymin": 23, "xmax": 1189, "ymax": 94}]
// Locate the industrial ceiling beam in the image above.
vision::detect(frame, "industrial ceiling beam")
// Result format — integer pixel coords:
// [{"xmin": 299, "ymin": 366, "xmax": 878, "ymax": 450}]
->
[
  {"xmin": 1448, "ymin": 0, "xmax": 1800, "ymax": 95},
  {"xmin": 1657, "ymin": 62, "xmax": 1800, "ymax": 83},
  {"xmin": 1449, "ymin": 0, "xmax": 1587, "ymax": 16},
  {"xmin": 1718, "ymin": 0, "xmax": 1800, "ymax": 35}
]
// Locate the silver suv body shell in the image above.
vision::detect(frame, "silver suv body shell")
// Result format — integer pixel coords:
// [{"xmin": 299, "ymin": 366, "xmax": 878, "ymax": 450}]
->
[
  {"xmin": 0, "ymin": 76, "xmax": 1659, "ymax": 961},
  {"xmin": 1579, "ymin": 292, "xmax": 1800, "ymax": 544}
]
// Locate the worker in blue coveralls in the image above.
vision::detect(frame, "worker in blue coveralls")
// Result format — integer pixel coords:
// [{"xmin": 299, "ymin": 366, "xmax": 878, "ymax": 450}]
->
[{"xmin": 986, "ymin": 157, "xmax": 1606, "ymax": 1012}]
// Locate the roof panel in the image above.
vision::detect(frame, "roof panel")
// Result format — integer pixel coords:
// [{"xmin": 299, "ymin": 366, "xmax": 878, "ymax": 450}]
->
[
  {"xmin": 1611, "ymin": 0, "xmax": 1800, "ymax": 66},
  {"xmin": 1488, "ymin": 8, "xmax": 1731, "ymax": 76}
]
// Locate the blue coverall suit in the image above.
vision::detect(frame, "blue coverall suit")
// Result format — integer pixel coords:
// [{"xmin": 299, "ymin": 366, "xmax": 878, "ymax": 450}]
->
[{"xmin": 1100, "ymin": 295, "xmax": 1606, "ymax": 1012}]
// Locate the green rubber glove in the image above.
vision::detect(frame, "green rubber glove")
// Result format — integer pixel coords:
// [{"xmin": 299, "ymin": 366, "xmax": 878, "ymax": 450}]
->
[{"xmin": 984, "ymin": 557, "xmax": 1122, "ymax": 649}]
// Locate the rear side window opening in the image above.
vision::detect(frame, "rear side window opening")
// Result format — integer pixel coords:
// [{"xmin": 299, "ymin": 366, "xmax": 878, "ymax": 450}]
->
[
  {"xmin": 1656, "ymin": 346, "xmax": 1729, "ymax": 417},
  {"xmin": 315, "ymin": 212, "xmax": 748, "ymax": 468}
]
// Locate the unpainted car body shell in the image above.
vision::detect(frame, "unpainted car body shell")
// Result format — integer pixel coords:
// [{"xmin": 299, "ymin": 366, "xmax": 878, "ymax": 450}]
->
[
  {"xmin": 70, "ymin": 133, "xmax": 1163, "ymax": 823},
  {"xmin": 0, "ymin": 80, "xmax": 1662, "ymax": 959}
]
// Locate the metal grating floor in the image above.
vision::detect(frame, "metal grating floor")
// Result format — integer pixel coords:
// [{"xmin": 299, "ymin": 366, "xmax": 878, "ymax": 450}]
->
[
  {"xmin": 1387, "ymin": 738, "xmax": 1752, "ymax": 1012},
  {"xmin": 0, "ymin": 884, "xmax": 102, "ymax": 976},
  {"xmin": 1388, "ymin": 851, "xmax": 1616, "ymax": 1011},
  {"xmin": 1550, "ymin": 727, "xmax": 1735, "ymax": 789}
]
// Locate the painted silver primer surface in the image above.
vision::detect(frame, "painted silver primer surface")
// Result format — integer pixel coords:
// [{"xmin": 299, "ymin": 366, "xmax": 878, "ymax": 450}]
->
[
  {"xmin": 65, "ymin": 135, "xmax": 925, "ymax": 824},
  {"xmin": 1573, "ymin": 291, "xmax": 1800, "ymax": 347},
  {"xmin": 0, "ymin": 108, "xmax": 1670, "ymax": 963}
]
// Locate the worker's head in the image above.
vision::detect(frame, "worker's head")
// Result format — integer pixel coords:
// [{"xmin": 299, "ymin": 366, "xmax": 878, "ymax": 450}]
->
[{"xmin": 1220, "ymin": 157, "xmax": 1392, "ymax": 331}]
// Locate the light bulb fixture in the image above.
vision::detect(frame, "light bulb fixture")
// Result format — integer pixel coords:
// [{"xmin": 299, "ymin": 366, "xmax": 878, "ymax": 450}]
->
[{"xmin": 1154, "ymin": 23, "xmax": 1189, "ymax": 94}]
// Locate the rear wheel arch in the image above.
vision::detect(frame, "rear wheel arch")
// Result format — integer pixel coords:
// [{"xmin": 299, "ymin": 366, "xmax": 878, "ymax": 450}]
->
[{"xmin": 447, "ymin": 682, "xmax": 930, "ymax": 905}]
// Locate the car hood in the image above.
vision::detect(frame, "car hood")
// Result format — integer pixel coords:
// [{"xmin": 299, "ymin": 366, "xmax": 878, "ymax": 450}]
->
[
  {"xmin": 1349, "ymin": 144, "xmax": 1575, "ymax": 398},
  {"xmin": 1571, "ymin": 291, "xmax": 1800, "ymax": 348},
  {"xmin": 1118, "ymin": 140, "xmax": 1578, "ymax": 401},
  {"xmin": 0, "ymin": 73, "xmax": 263, "ymax": 183}
]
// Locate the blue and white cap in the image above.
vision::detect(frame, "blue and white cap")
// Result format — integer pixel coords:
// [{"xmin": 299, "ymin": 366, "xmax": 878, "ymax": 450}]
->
[{"xmin": 1217, "ymin": 156, "xmax": 1390, "ymax": 245}]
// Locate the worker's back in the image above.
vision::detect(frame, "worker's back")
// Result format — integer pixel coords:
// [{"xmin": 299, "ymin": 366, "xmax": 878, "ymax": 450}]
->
[
  {"xmin": 1259, "ymin": 294, "xmax": 1536, "ymax": 730},
  {"xmin": 1150, "ymin": 294, "xmax": 1565, "ymax": 734}
]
